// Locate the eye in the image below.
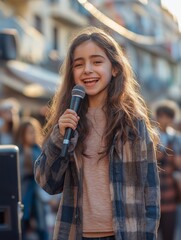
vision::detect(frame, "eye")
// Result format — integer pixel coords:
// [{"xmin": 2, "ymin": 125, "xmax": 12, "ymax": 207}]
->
[
  {"xmin": 94, "ymin": 61, "xmax": 102, "ymax": 65},
  {"xmin": 73, "ymin": 63, "xmax": 83, "ymax": 68}
]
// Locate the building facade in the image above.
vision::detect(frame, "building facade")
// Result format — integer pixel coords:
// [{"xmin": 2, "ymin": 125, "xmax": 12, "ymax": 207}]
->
[
  {"xmin": 0, "ymin": 0, "xmax": 88, "ymax": 116},
  {"xmin": 79, "ymin": 0, "xmax": 181, "ymax": 104},
  {"xmin": 1, "ymin": 0, "xmax": 181, "ymax": 116}
]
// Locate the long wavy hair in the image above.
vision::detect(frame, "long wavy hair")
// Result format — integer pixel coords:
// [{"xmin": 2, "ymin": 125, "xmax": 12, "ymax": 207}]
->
[{"xmin": 43, "ymin": 26, "xmax": 158, "ymax": 155}]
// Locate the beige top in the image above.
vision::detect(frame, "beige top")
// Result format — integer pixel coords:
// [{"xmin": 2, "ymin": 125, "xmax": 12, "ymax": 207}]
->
[{"xmin": 82, "ymin": 107, "xmax": 114, "ymax": 237}]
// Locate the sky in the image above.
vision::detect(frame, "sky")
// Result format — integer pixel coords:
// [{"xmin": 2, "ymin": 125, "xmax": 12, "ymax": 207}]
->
[{"xmin": 161, "ymin": 0, "xmax": 181, "ymax": 30}]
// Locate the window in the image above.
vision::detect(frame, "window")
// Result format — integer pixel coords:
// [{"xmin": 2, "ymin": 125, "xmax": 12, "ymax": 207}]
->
[
  {"xmin": 34, "ymin": 15, "xmax": 42, "ymax": 33},
  {"xmin": 53, "ymin": 27, "xmax": 58, "ymax": 50}
]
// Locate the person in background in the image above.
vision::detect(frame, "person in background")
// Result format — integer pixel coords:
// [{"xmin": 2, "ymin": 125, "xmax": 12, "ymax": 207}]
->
[
  {"xmin": 0, "ymin": 97, "xmax": 20, "ymax": 144},
  {"xmin": 155, "ymin": 100, "xmax": 181, "ymax": 240},
  {"xmin": 15, "ymin": 117, "xmax": 49, "ymax": 240},
  {"xmin": 168, "ymin": 107, "xmax": 181, "ymax": 240},
  {"xmin": 34, "ymin": 26, "xmax": 160, "ymax": 240}
]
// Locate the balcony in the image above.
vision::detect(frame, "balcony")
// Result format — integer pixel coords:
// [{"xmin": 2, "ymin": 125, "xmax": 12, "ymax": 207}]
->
[{"xmin": 50, "ymin": 1, "xmax": 88, "ymax": 27}]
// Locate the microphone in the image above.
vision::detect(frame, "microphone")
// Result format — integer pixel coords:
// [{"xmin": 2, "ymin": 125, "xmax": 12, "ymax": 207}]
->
[{"xmin": 60, "ymin": 84, "xmax": 86, "ymax": 157}]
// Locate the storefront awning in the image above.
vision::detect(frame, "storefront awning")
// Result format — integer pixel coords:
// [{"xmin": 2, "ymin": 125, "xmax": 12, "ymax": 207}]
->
[{"xmin": 0, "ymin": 60, "xmax": 61, "ymax": 98}]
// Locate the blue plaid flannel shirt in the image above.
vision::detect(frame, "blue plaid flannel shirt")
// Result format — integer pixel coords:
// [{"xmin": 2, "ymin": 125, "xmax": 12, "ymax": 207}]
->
[{"xmin": 34, "ymin": 119, "xmax": 160, "ymax": 240}]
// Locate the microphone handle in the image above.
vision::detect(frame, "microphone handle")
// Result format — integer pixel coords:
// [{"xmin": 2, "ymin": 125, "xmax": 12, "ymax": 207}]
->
[
  {"xmin": 60, "ymin": 97, "xmax": 82, "ymax": 157},
  {"xmin": 60, "ymin": 128, "xmax": 72, "ymax": 157}
]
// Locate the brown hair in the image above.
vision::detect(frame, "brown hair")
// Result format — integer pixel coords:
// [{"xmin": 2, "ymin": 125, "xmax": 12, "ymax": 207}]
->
[
  {"xmin": 16, "ymin": 117, "xmax": 42, "ymax": 147},
  {"xmin": 43, "ymin": 26, "xmax": 158, "ymax": 154}
]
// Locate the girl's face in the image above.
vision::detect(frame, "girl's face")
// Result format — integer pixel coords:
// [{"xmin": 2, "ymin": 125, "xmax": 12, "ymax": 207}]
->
[
  {"xmin": 73, "ymin": 40, "xmax": 116, "ymax": 107},
  {"xmin": 24, "ymin": 125, "xmax": 36, "ymax": 146}
]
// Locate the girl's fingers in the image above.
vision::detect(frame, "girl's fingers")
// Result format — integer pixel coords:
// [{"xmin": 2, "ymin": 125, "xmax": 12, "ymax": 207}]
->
[
  {"xmin": 61, "ymin": 113, "xmax": 79, "ymax": 122},
  {"xmin": 60, "ymin": 119, "xmax": 78, "ymax": 129},
  {"xmin": 58, "ymin": 109, "xmax": 80, "ymax": 136},
  {"xmin": 64, "ymin": 109, "xmax": 78, "ymax": 117},
  {"xmin": 59, "ymin": 115, "xmax": 79, "ymax": 126}
]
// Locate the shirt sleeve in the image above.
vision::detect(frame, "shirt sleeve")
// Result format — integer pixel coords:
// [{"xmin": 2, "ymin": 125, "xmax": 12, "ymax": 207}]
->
[
  {"xmin": 173, "ymin": 133, "xmax": 181, "ymax": 155},
  {"xmin": 34, "ymin": 124, "xmax": 78, "ymax": 195},
  {"xmin": 142, "ymin": 120, "xmax": 161, "ymax": 240}
]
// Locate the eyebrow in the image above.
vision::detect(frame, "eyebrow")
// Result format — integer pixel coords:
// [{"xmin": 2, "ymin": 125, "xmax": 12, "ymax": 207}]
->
[{"xmin": 73, "ymin": 54, "xmax": 105, "ymax": 62}]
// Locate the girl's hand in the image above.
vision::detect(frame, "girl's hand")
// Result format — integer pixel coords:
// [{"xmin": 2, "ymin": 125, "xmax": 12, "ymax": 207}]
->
[{"xmin": 58, "ymin": 109, "xmax": 80, "ymax": 136}]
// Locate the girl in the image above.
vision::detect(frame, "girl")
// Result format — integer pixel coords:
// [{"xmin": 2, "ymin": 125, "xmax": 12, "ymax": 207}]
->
[
  {"xmin": 34, "ymin": 26, "xmax": 160, "ymax": 240},
  {"xmin": 0, "ymin": 98, "xmax": 20, "ymax": 144},
  {"xmin": 16, "ymin": 117, "xmax": 49, "ymax": 240}
]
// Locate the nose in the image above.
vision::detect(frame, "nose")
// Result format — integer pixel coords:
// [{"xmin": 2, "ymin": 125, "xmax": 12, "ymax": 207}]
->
[{"xmin": 84, "ymin": 62, "xmax": 93, "ymax": 74}]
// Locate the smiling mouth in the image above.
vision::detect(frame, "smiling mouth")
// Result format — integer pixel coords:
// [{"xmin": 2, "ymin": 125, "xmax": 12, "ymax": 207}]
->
[{"xmin": 83, "ymin": 78, "xmax": 98, "ymax": 84}]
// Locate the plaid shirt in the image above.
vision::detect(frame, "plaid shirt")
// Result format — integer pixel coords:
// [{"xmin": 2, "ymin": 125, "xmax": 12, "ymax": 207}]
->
[{"xmin": 34, "ymin": 119, "xmax": 160, "ymax": 240}]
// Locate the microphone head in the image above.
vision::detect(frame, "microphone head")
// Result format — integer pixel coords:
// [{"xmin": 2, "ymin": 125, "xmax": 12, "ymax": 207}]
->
[{"xmin": 72, "ymin": 85, "xmax": 86, "ymax": 99}]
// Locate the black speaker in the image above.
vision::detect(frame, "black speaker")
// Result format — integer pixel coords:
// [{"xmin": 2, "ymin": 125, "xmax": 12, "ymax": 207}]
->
[
  {"xmin": 0, "ymin": 30, "xmax": 18, "ymax": 60},
  {"xmin": 0, "ymin": 145, "xmax": 22, "ymax": 240}
]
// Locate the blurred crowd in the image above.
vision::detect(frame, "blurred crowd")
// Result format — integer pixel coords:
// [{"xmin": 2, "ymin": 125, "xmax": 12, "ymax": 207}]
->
[
  {"xmin": 152, "ymin": 100, "xmax": 181, "ymax": 240},
  {"xmin": 0, "ymin": 97, "xmax": 61, "ymax": 240},
  {"xmin": 0, "ymin": 97, "xmax": 181, "ymax": 240}
]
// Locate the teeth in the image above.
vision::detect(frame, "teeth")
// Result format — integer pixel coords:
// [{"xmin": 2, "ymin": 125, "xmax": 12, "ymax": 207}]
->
[{"xmin": 84, "ymin": 79, "xmax": 97, "ymax": 82}]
